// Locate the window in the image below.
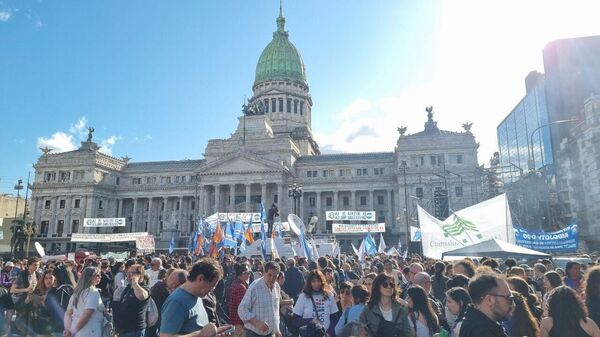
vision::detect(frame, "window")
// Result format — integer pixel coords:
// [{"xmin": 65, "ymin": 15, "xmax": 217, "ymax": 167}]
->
[
  {"xmin": 45, "ymin": 200, "xmax": 51, "ymax": 209},
  {"xmin": 309, "ymin": 197, "xmax": 316, "ymax": 206},
  {"xmin": 132, "ymin": 178, "xmax": 141, "ymax": 184},
  {"xmin": 74, "ymin": 199, "xmax": 80, "ymax": 208},
  {"xmin": 59, "ymin": 200, "xmax": 66, "ymax": 209},
  {"xmin": 300, "ymin": 101, "xmax": 304, "ymax": 115},
  {"xmin": 40, "ymin": 221, "xmax": 49, "ymax": 235},
  {"xmin": 326, "ymin": 197, "xmax": 332, "ymax": 207},
  {"xmin": 44, "ymin": 172, "xmax": 56, "ymax": 182},
  {"xmin": 294, "ymin": 100, "xmax": 298, "ymax": 113},
  {"xmin": 279, "ymin": 98, "xmax": 284, "ymax": 112},
  {"xmin": 307, "ymin": 171, "xmax": 313, "ymax": 177},
  {"xmin": 343, "ymin": 197, "xmax": 349, "ymax": 206},
  {"xmin": 161, "ymin": 202, "xmax": 165, "ymax": 211},
  {"xmin": 455, "ymin": 186, "xmax": 463, "ymax": 197},
  {"xmin": 57, "ymin": 220, "xmax": 64, "ymax": 236},
  {"xmin": 356, "ymin": 168, "xmax": 367, "ymax": 176},
  {"xmin": 420, "ymin": 156, "xmax": 425, "ymax": 166},
  {"xmin": 59, "ymin": 171, "xmax": 70, "ymax": 182},
  {"xmin": 287, "ymin": 98, "xmax": 292, "ymax": 112},
  {"xmin": 374, "ymin": 168, "xmax": 385, "ymax": 175},
  {"xmin": 430, "ymin": 156, "xmax": 437, "ymax": 165},
  {"xmin": 271, "ymin": 98, "xmax": 276, "ymax": 112},
  {"xmin": 438, "ymin": 155, "xmax": 444, "ymax": 165},
  {"xmin": 416, "ymin": 187, "xmax": 424, "ymax": 199},
  {"xmin": 72, "ymin": 220, "xmax": 79, "ymax": 233},
  {"xmin": 264, "ymin": 99, "xmax": 269, "ymax": 113},
  {"xmin": 377, "ymin": 195, "xmax": 384, "ymax": 205},
  {"xmin": 145, "ymin": 202, "xmax": 149, "ymax": 211},
  {"xmin": 457, "ymin": 154, "xmax": 463, "ymax": 164},
  {"xmin": 360, "ymin": 196, "xmax": 367, "ymax": 206},
  {"xmin": 323, "ymin": 169, "xmax": 334, "ymax": 177},
  {"xmin": 176, "ymin": 176, "xmax": 180, "ymax": 183},
  {"xmin": 191, "ymin": 201, "xmax": 195, "ymax": 210},
  {"xmin": 98, "ymin": 200, "xmax": 103, "ymax": 210},
  {"xmin": 378, "ymin": 216, "xmax": 386, "ymax": 223},
  {"xmin": 116, "ymin": 177, "xmax": 120, "ymax": 185},
  {"xmin": 181, "ymin": 176, "xmax": 186, "ymax": 183},
  {"xmin": 176, "ymin": 201, "xmax": 180, "ymax": 211}
]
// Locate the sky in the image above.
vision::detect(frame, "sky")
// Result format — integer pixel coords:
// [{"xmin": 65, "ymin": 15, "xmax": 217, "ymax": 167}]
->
[{"xmin": 1, "ymin": 0, "xmax": 599, "ymax": 195}]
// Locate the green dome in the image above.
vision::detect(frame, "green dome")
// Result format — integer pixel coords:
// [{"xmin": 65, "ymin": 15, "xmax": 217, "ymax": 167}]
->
[{"xmin": 254, "ymin": 12, "xmax": 306, "ymax": 85}]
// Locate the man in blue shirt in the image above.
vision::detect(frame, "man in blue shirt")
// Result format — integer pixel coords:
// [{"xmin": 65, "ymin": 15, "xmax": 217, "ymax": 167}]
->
[{"xmin": 160, "ymin": 258, "xmax": 232, "ymax": 337}]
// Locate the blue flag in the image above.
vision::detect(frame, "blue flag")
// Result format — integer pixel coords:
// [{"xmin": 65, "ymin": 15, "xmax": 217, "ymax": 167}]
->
[
  {"xmin": 260, "ymin": 201, "xmax": 267, "ymax": 260},
  {"xmin": 224, "ymin": 221, "xmax": 237, "ymax": 248},
  {"xmin": 233, "ymin": 220, "xmax": 244, "ymax": 241},
  {"xmin": 169, "ymin": 232, "xmax": 175, "ymax": 254},
  {"xmin": 363, "ymin": 231, "xmax": 377, "ymax": 255}
]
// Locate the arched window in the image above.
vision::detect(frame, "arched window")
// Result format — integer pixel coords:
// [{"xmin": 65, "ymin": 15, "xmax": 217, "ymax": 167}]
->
[
  {"xmin": 271, "ymin": 98, "xmax": 277, "ymax": 112},
  {"xmin": 264, "ymin": 99, "xmax": 269, "ymax": 113},
  {"xmin": 287, "ymin": 98, "xmax": 292, "ymax": 113},
  {"xmin": 279, "ymin": 98, "xmax": 284, "ymax": 112},
  {"xmin": 294, "ymin": 100, "xmax": 298, "ymax": 113},
  {"xmin": 300, "ymin": 101, "xmax": 304, "ymax": 115}
]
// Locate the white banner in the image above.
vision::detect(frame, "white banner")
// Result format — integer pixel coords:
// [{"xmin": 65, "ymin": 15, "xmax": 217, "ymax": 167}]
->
[
  {"xmin": 83, "ymin": 218, "xmax": 126, "ymax": 227},
  {"xmin": 206, "ymin": 213, "xmax": 261, "ymax": 223},
  {"xmin": 100, "ymin": 252, "xmax": 129, "ymax": 261},
  {"xmin": 332, "ymin": 223, "xmax": 385, "ymax": 233},
  {"xmin": 136, "ymin": 235, "xmax": 155, "ymax": 255},
  {"xmin": 71, "ymin": 232, "xmax": 148, "ymax": 242},
  {"xmin": 419, "ymin": 194, "xmax": 515, "ymax": 259},
  {"xmin": 326, "ymin": 211, "xmax": 376, "ymax": 221}
]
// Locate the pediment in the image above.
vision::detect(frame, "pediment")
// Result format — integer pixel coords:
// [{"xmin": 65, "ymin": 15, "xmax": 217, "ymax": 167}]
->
[{"xmin": 198, "ymin": 152, "xmax": 285, "ymax": 175}]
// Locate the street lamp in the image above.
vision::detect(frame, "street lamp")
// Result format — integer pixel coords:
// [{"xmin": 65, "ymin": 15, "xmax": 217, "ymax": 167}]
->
[
  {"xmin": 528, "ymin": 119, "xmax": 579, "ymax": 170},
  {"xmin": 288, "ymin": 181, "xmax": 303, "ymax": 215},
  {"xmin": 11, "ymin": 179, "xmax": 23, "ymax": 256}
]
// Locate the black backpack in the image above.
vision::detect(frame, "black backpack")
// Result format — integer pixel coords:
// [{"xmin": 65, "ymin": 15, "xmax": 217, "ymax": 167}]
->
[{"xmin": 55, "ymin": 284, "xmax": 74, "ymax": 311}]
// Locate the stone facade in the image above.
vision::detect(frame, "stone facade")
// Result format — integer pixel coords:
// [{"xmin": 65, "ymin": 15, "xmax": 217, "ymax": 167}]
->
[
  {"xmin": 29, "ymin": 10, "xmax": 483, "ymax": 253},
  {"xmin": 556, "ymin": 95, "xmax": 600, "ymax": 247}
]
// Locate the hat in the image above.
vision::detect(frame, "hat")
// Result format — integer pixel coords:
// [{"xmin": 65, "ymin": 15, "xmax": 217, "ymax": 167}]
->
[{"xmin": 4, "ymin": 262, "xmax": 14, "ymax": 267}]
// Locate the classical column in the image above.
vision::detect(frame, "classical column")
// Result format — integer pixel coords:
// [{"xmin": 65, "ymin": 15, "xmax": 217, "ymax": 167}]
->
[
  {"xmin": 299, "ymin": 194, "xmax": 304, "ymax": 221},
  {"xmin": 261, "ymin": 183, "xmax": 267, "ymax": 205},
  {"xmin": 229, "ymin": 184, "xmax": 236, "ymax": 212},
  {"xmin": 333, "ymin": 191, "xmax": 339, "ymax": 211},
  {"xmin": 214, "ymin": 185, "xmax": 220, "ymax": 213},
  {"xmin": 147, "ymin": 198, "xmax": 153, "ymax": 234},
  {"xmin": 65, "ymin": 196, "xmax": 73, "ymax": 235},
  {"xmin": 277, "ymin": 184, "xmax": 284, "ymax": 211},
  {"xmin": 132, "ymin": 198, "xmax": 138, "ymax": 232},
  {"xmin": 316, "ymin": 192, "xmax": 322, "ymax": 233},
  {"xmin": 245, "ymin": 184, "xmax": 252, "ymax": 212},
  {"xmin": 203, "ymin": 186, "xmax": 210, "ymax": 216},
  {"xmin": 387, "ymin": 189, "xmax": 393, "ymax": 226},
  {"xmin": 81, "ymin": 196, "xmax": 88, "ymax": 233},
  {"xmin": 369, "ymin": 190, "xmax": 375, "ymax": 211},
  {"xmin": 162, "ymin": 197, "xmax": 168, "ymax": 232},
  {"xmin": 350, "ymin": 191, "xmax": 356, "ymax": 210},
  {"xmin": 51, "ymin": 196, "xmax": 59, "ymax": 234},
  {"xmin": 178, "ymin": 196, "xmax": 184, "ymax": 230},
  {"xmin": 117, "ymin": 198, "xmax": 122, "ymax": 217}
]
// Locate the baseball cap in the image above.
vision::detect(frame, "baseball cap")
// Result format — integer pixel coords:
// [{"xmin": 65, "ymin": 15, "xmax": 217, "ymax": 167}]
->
[{"xmin": 4, "ymin": 262, "xmax": 14, "ymax": 267}]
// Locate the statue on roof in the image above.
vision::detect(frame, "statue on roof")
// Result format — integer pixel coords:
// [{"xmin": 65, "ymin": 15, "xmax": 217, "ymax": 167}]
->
[
  {"xmin": 87, "ymin": 127, "xmax": 95, "ymax": 142},
  {"xmin": 242, "ymin": 99, "xmax": 265, "ymax": 116},
  {"xmin": 426, "ymin": 106, "xmax": 434, "ymax": 121},
  {"xmin": 397, "ymin": 126, "xmax": 407, "ymax": 136},
  {"xmin": 462, "ymin": 122, "xmax": 473, "ymax": 132}
]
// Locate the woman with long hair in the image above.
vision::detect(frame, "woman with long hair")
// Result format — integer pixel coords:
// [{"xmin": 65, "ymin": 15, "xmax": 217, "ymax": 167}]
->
[
  {"xmin": 504, "ymin": 291, "xmax": 540, "ymax": 337},
  {"xmin": 292, "ymin": 269, "xmax": 339, "ymax": 336},
  {"xmin": 445, "ymin": 287, "xmax": 471, "ymax": 337},
  {"xmin": 406, "ymin": 286, "xmax": 439, "ymax": 337},
  {"xmin": 28, "ymin": 270, "xmax": 64, "ymax": 337},
  {"xmin": 358, "ymin": 273, "xmax": 413, "ymax": 337},
  {"xmin": 10, "ymin": 257, "xmax": 41, "ymax": 336},
  {"xmin": 583, "ymin": 266, "xmax": 600, "ymax": 328},
  {"xmin": 508, "ymin": 276, "xmax": 543, "ymax": 320},
  {"xmin": 64, "ymin": 267, "xmax": 105, "ymax": 337},
  {"xmin": 540, "ymin": 285, "xmax": 600, "ymax": 337},
  {"xmin": 542, "ymin": 271, "xmax": 564, "ymax": 316}
]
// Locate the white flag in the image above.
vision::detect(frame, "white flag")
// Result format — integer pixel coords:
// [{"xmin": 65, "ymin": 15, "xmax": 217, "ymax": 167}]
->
[{"xmin": 378, "ymin": 233, "xmax": 386, "ymax": 253}]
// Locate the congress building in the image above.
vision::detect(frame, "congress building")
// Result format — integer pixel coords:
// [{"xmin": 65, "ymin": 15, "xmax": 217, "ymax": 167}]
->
[{"xmin": 30, "ymin": 9, "xmax": 483, "ymax": 253}]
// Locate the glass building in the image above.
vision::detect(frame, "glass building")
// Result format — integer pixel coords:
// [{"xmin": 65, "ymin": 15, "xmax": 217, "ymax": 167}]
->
[{"xmin": 497, "ymin": 78, "xmax": 553, "ymax": 184}]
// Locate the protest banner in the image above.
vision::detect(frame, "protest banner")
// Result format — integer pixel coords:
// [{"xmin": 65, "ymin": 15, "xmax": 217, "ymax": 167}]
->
[
  {"xmin": 136, "ymin": 235, "xmax": 156, "ymax": 255},
  {"xmin": 325, "ymin": 211, "xmax": 376, "ymax": 221},
  {"xmin": 71, "ymin": 232, "xmax": 148, "ymax": 242},
  {"xmin": 514, "ymin": 222, "xmax": 578, "ymax": 252},
  {"xmin": 83, "ymin": 218, "xmax": 126, "ymax": 227},
  {"xmin": 331, "ymin": 223, "xmax": 385, "ymax": 233}
]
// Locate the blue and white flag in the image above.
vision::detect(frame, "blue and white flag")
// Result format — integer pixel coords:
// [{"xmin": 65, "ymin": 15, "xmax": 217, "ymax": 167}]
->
[
  {"xmin": 169, "ymin": 232, "xmax": 175, "ymax": 254},
  {"xmin": 363, "ymin": 231, "xmax": 377, "ymax": 255},
  {"xmin": 351, "ymin": 243, "xmax": 359, "ymax": 256},
  {"xmin": 223, "ymin": 221, "xmax": 237, "ymax": 248},
  {"xmin": 233, "ymin": 220, "xmax": 244, "ymax": 241},
  {"xmin": 259, "ymin": 201, "xmax": 267, "ymax": 260},
  {"xmin": 378, "ymin": 233, "xmax": 387, "ymax": 253}
]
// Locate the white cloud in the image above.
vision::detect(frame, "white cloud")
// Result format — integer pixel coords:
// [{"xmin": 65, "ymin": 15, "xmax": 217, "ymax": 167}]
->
[
  {"xmin": 99, "ymin": 136, "xmax": 121, "ymax": 156},
  {"xmin": 0, "ymin": 10, "xmax": 11, "ymax": 22},
  {"xmin": 69, "ymin": 117, "xmax": 88, "ymax": 138},
  {"xmin": 37, "ymin": 132, "xmax": 77, "ymax": 153}
]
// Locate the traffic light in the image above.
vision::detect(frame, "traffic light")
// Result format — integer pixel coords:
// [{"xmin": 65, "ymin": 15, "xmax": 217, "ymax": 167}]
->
[{"xmin": 434, "ymin": 189, "xmax": 449, "ymax": 219}]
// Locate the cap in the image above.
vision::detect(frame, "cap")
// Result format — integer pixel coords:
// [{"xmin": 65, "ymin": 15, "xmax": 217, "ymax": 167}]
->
[{"xmin": 4, "ymin": 262, "xmax": 14, "ymax": 267}]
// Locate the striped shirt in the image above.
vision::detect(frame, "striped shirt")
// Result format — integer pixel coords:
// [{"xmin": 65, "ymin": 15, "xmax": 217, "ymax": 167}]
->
[{"xmin": 237, "ymin": 277, "xmax": 281, "ymax": 335}]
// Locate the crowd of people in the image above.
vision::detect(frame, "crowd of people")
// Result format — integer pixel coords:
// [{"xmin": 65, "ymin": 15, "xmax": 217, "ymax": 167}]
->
[{"xmin": 0, "ymin": 252, "xmax": 599, "ymax": 337}]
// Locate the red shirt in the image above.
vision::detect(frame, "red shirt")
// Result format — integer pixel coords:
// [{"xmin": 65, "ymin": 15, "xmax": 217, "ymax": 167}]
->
[{"xmin": 228, "ymin": 278, "xmax": 248, "ymax": 325}]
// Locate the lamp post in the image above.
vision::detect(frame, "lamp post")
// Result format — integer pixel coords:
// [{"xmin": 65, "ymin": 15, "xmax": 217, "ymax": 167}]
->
[
  {"xmin": 528, "ymin": 119, "xmax": 579, "ymax": 171},
  {"xmin": 400, "ymin": 162, "xmax": 410, "ymax": 247},
  {"xmin": 288, "ymin": 181, "xmax": 303, "ymax": 215},
  {"xmin": 11, "ymin": 179, "xmax": 23, "ymax": 256}
]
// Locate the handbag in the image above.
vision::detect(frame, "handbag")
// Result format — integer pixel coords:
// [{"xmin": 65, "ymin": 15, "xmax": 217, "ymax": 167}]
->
[
  {"xmin": 299, "ymin": 295, "xmax": 327, "ymax": 337},
  {"xmin": 146, "ymin": 297, "xmax": 159, "ymax": 327}
]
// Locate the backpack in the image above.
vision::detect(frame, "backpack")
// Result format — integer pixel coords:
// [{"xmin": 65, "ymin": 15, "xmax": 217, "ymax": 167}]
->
[{"xmin": 55, "ymin": 284, "xmax": 74, "ymax": 312}]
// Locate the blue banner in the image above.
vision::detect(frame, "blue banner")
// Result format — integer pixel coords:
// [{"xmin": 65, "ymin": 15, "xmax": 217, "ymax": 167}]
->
[{"xmin": 514, "ymin": 221, "xmax": 579, "ymax": 252}]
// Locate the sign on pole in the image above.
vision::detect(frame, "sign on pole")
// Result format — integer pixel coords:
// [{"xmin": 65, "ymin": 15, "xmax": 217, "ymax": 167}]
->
[
  {"xmin": 326, "ymin": 211, "xmax": 376, "ymax": 221},
  {"xmin": 136, "ymin": 235, "xmax": 156, "ymax": 255},
  {"xmin": 83, "ymin": 218, "xmax": 126, "ymax": 227},
  {"xmin": 331, "ymin": 223, "xmax": 385, "ymax": 234}
]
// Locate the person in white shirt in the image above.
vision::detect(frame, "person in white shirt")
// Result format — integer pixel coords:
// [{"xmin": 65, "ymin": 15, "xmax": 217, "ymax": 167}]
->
[
  {"xmin": 147, "ymin": 258, "xmax": 163, "ymax": 287},
  {"xmin": 292, "ymin": 269, "xmax": 339, "ymax": 336}
]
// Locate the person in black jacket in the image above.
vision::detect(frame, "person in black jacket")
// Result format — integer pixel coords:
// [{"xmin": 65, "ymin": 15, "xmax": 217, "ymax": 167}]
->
[
  {"xmin": 282, "ymin": 259, "xmax": 305, "ymax": 302},
  {"xmin": 267, "ymin": 203, "xmax": 279, "ymax": 237},
  {"xmin": 583, "ymin": 266, "xmax": 600, "ymax": 327},
  {"xmin": 459, "ymin": 273, "xmax": 512, "ymax": 337}
]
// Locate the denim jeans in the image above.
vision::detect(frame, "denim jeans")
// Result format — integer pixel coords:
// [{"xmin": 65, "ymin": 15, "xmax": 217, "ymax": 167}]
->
[{"xmin": 119, "ymin": 329, "xmax": 145, "ymax": 337}]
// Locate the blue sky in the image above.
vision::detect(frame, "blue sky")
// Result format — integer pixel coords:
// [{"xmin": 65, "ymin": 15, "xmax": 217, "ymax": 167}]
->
[{"xmin": 1, "ymin": 0, "xmax": 599, "ymax": 194}]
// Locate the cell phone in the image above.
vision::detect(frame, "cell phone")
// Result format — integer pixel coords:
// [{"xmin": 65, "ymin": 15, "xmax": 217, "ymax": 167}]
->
[{"xmin": 222, "ymin": 326, "xmax": 235, "ymax": 334}]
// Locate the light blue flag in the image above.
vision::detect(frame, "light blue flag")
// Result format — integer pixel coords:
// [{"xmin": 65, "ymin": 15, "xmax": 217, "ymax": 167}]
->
[
  {"xmin": 363, "ymin": 231, "xmax": 377, "ymax": 255},
  {"xmin": 169, "ymin": 232, "xmax": 175, "ymax": 254},
  {"xmin": 233, "ymin": 220, "xmax": 244, "ymax": 241},
  {"xmin": 259, "ymin": 201, "xmax": 267, "ymax": 260},
  {"xmin": 224, "ymin": 221, "xmax": 237, "ymax": 248},
  {"xmin": 300, "ymin": 232, "xmax": 312, "ymax": 260}
]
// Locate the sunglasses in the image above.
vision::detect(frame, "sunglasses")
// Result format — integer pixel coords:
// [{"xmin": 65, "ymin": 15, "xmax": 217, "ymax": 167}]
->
[
  {"xmin": 381, "ymin": 282, "xmax": 395, "ymax": 289},
  {"xmin": 341, "ymin": 289, "xmax": 351, "ymax": 295}
]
